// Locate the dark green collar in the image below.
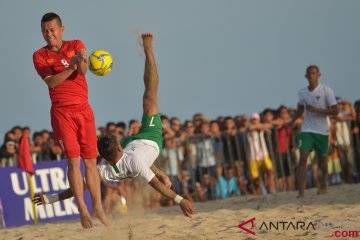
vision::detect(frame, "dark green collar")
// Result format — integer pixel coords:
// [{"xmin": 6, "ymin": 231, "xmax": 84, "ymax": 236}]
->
[{"xmin": 112, "ymin": 164, "xmax": 120, "ymax": 173}]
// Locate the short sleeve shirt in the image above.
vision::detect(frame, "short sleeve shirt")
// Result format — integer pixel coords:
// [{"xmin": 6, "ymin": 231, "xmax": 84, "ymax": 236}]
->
[
  {"xmin": 97, "ymin": 139, "xmax": 159, "ymax": 183},
  {"xmin": 33, "ymin": 40, "xmax": 88, "ymax": 107},
  {"xmin": 298, "ymin": 84, "xmax": 337, "ymax": 135}
]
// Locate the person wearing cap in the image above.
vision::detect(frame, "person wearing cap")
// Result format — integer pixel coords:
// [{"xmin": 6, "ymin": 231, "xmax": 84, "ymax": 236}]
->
[
  {"xmin": 247, "ymin": 112, "xmax": 275, "ymax": 195},
  {"xmin": 292, "ymin": 65, "xmax": 338, "ymax": 198}
]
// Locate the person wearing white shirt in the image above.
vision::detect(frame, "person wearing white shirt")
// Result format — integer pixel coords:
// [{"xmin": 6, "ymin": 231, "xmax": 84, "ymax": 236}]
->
[{"xmin": 292, "ymin": 65, "xmax": 338, "ymax": 198}]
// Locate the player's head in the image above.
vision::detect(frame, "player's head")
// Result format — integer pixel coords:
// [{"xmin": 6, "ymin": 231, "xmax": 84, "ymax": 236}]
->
[
  {"xmin": 40, "ymin": 12, "xmax": 64, "ymax": 49},
  {"xmin": 305, "ymin": 65, "xmax": 321, "ymax": 84},
  {"xmin": 98, "ymin": 134, "xmax": 123, "ymax": 163}
]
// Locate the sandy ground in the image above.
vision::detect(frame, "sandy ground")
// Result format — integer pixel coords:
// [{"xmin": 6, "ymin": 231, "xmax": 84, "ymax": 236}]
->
[{"xmin": 1, "ymin": 184, "xmax": 360, "ymax": 240}]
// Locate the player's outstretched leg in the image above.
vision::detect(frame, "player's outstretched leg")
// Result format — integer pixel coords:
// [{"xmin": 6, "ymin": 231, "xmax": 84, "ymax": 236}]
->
[{"xmin": 142, "ymin": 32, "xmax": 160, "ymax": 116}]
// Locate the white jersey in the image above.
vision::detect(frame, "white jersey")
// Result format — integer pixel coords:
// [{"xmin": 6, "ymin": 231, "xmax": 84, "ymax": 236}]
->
[
  {"xmin": 247, "ymin": 130, "xmax": 269, "ymax": 161},
  {"xmin": 97, "ymin": 139, "xmax": 159, "ymax": 183},
  {"xmin": 298, "ymin": 84, "xmax": 337, "ymax": 135}
]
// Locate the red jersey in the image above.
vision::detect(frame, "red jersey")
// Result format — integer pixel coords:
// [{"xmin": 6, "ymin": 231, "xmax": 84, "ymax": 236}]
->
[
  {"xmin": 33, "ymin": 40, "xmax": 88, "ymax": 107},
  {"xmin": 277, "ymin": 127, "xmax": 292, "ymax": 153}
]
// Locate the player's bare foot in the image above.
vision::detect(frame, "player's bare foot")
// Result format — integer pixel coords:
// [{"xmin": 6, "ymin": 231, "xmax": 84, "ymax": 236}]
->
[
  {"xmin": 142, "ymin": 32, "xmax": 153, "ymax": 51},
  {"xmin": 296, "ymin": 193, "xmax": 304, "ymax": 199},
  {"xmin": 92, "ymin": 208, "xmax": 110, "ymax": 226},
  {"xmin": 79, "ymin": 211, "xmax": 94, "ymax": 229},
  {"xmin": 317, "ymin": 188, "xmax": 327, "ymax": 195}
]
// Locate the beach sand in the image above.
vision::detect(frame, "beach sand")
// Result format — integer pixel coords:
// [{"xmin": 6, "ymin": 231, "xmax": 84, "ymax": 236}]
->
[{"xmin": 1, "ymin": 183, "xmax": 359, "ymax": 240}]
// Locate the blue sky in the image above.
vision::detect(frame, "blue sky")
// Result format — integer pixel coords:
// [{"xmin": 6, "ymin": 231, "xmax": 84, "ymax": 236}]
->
[{"xmin": 0, "ymin": 0, "xmax": 359, "ymax": 140}]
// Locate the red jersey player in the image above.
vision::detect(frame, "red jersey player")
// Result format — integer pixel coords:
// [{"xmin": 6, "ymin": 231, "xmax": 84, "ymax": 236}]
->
[{"xmin": 33, "ymin": 12, "xmax": 108, "ymax": 229}]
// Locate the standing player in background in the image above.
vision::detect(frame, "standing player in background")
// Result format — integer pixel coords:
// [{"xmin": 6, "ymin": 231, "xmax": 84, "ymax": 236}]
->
[
  {"xmin": 32, "ymin": 12, "xmax": 108, "ymax": 228},
  {"xmin": 292, "ymin": 65, "xmax": 338, "ymax": 198}
]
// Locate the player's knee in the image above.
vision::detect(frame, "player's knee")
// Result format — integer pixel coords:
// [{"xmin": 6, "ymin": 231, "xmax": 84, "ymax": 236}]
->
[
  {"xmin": 67, "ymin": 158, "xmax": 81, "ymax": 169},
  {"xmin": 143, "ymin": 94, "xmax": 157, "ymax": 105},
  {"xmin": 143, "ymin": 97, "xmax": 159, "ymax": 115},
  {"xmin": 83, "ymin": 158, "xmax": 97, "ymax": 168}
]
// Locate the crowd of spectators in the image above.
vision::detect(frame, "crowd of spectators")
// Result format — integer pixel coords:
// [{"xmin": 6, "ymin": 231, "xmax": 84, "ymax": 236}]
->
[{"xmin": 1, "ymin": 98, "xmax": 360, "ymax": 216}]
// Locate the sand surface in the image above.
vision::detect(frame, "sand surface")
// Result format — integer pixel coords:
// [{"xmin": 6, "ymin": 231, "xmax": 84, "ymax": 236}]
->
[{"xmin": 1, "ymin": 184, "xmax": 360, "ymax": 240}]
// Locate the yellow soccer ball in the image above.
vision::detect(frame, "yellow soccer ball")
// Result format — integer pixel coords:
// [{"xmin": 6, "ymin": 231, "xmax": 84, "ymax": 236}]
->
[{"xmin": 88, "ymin": 50, "xmax": 113, "ymax": 76}]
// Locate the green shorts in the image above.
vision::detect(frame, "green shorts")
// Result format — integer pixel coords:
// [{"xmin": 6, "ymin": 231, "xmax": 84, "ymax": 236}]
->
[
  {"xmin": 121, "ymin": 113, "xmax": 163, "ymax": 152},
  {"xmin": 299, "ymin": 132, "xmax": 329, "ymax": 159}
]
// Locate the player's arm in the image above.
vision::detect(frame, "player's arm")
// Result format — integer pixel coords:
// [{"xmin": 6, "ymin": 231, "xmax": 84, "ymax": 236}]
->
[
  {"xmin": 76, "ymin": 49, "xmax": 88, "ymax": 76},
  {"xmin": 33, "ymin": 189, "xmax": 72, "ymax": 205},
  {"xmin": 33, "ymin": 181, "xmax": 87, "ymax": 205},
  {"xmin": 43, "ymin": 56, "xmax": 78, "ymax": 88},
  {"xmin": 307, "ymin": 87, "xmax": 339, "ymax": 116},
  {"xmin": 292, "ymin": 103, "xmax": 304, "ymax": 123},
  {"xmin": 32, "ymin": 163, "xmax": 113, "ymax": 205},
  {"xmin": 150, "ymin": 164, "xmax": 172, "ymax": 188},
  {"xmin": 307, "ymin": 104, "xmax": 339, "ymax": 116},
  {"xmin": 148, "ymin": 176, "xmax": 195, "ymax": 217}
]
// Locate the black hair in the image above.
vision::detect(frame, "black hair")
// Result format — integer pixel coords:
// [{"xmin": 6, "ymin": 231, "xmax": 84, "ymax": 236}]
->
[
  {"xmin": 116, "ymin": 121, "xmax": 126, "ymax": 130},
  {"xmin": 41, "ymin": 12, "xmax": 62, "ymax": 26},
  {"xmin": 306, "ymin": 65, "xmax": 320, "ymax": 74},
  {"xmin": 98, "ymin": 135, "xmax": 118, "ymax": 161}
]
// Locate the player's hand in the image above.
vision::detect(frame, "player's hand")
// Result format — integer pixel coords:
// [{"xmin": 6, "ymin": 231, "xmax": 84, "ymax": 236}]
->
[
  {"xmin": 160, "ymin": 176, "xmax": 172, "ymax": 188},
  {"xmin": 69, "ymin": 56, "xmax": 78, "ymax": 71},
  {"xmin": 306, "ymin": 104, "xmax": 319, "ymax": 113},
  {"xmin": 77, "ymin": 49, "xmax": 87, "ymax": 63},
  {"xmin": 33, "ymin": 193, "xmax": 46, "ymax": 205},
  {"xmin": 179, "ymin": 199, "xmax": 196, "ymax": 217}
]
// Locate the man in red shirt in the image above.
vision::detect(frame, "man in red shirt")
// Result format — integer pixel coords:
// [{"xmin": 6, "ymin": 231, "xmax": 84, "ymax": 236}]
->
[{"xmin": 33, "ymin": 12, "xmax": 108, "ymax": 228}]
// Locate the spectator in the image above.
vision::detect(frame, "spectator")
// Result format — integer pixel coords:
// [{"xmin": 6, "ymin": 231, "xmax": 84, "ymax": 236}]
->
[
  {"xmin": 11, "ymin": 126, "xmax": 23, "ymax": 147},
  {"xmin": 115, "ymin": 121, "xmax": 127, "ymax": 141},
  {"xmin": 273, "ymin": 106, "xmax": 293, "ymax": 192},
  {"xmin": 170, "ymin": 117, "xmax": 186, "ymax": 154},
  {"xmin": 170, "ymin": 117, "xmax": 186, "ymax": 142},
  {"xmin": 209, "ymin": 120, "xmax": 225, "ymax": 178},
  {"xmin": 183, "ymin": 120, "xmax": 202, "ymax": 201},
  {"xmin": 1, "ymin": 141, "xmax": 17, "ymax": 167},
  {"xmin": 162, "ymin": 137, "xmax": 184, "ymax": 195},
  {"xmin": 193, "ymin": 113, "xmax": 204, "ymax": 134},
  {"xmin": 222, "ymin": 117, "xmax": 243, "ymax": 179},
  {"xmin": 161, "ymin": 115, "xmax": 175, "ymax": 140},
  {"xmin": 216, "ymin": 165, "xmax": 241, "ymax": 199},
  {"xmin": 247, "ymin": 113, "xmax": 275, "ymax": 195},
  {"xmin": 328, "ymin": 120, "xmax": 342, "ymax": 185},
  {"xmin": 197, "ymin": 122, "xmax": 217, "ymax": 200},
  {"xmin": 127, "ymin": 119, "xmax": 141, "ymax": 136},
  {"xmin": 335, "ymin": 98, "xmax": 355, "ymax": 183},
  {"xmin": 105, "ymin": 122, "xmax": 117, "ymax": 135}
]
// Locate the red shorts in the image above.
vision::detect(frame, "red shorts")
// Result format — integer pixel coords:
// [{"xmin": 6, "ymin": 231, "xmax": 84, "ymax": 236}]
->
[{"xmin": 51, "ymin": 103, "xmax": 98, "ymax": 159}]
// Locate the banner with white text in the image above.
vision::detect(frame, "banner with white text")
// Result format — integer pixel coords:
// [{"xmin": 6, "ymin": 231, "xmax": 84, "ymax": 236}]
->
[{"xmin": 0, "ymin": 160, "xmax": 92, "ymax": 227}]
